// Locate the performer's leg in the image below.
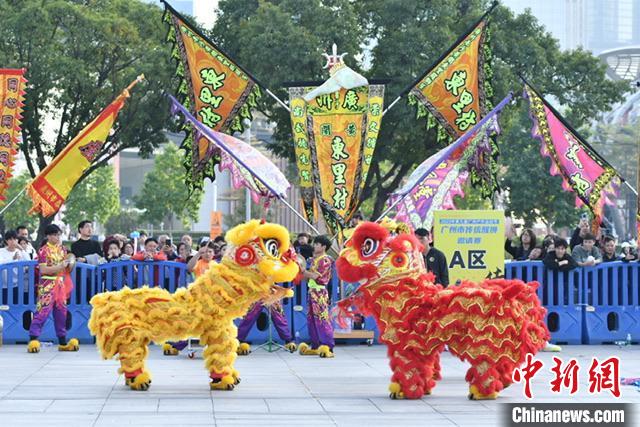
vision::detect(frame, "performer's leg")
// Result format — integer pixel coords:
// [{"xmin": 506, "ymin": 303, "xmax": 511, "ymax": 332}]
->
[
  {"xmin": 314, "ymin": 289, "xmax": 334, "ymax": 358},
  {"xmin": 270, "ymin": 303, "xmax": 292, "ymax": 342},
  {"xmin": 270, "ymin": 303, "xmax": 295, "ymax": 352},
  {"xmin": 202, "ymin": 321, "xmax": 239, "ymax": 391},
  {"xmin": 299, "ymin": 294, "xmax": 320, "ymax": 355},
  {"xmin": 236, "ymin": 303, "xmax": 262, "ymax": 355},
  {"xmin": 162, "ymin": 340, "xmax": 188, "ymax": 355},
  {"xmin": 54, "ymin": 301, "xmax": 78, "ymax": 351},
  {"xmin": 27, "ymin": 286, "xmax": 53, "ymax": 353},
  {"xmin": 425, "ymin": 349, "xmax": 442, "ymax": 381}
]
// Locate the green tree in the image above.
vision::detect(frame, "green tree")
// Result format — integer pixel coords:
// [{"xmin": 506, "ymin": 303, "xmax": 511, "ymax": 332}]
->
[
  {"xmin": 0, "ymin": 171, "xmax": 39, "ymax": 232},
  {"xmin": 64, "ymin": 165, "xmax": 120, "ymax": 228},
  {"xmin": 223, "ymin": 189, "xmax": 274, "ymax": 229},
  {"xmin": 135, "ymin": 144, "xmax": 203, "ymax": 229},
  {"xmin": 0, "ymin": 0, "xmax": 175, "ymax": 241},
  {"xmin": 211, "ymin": 1, "xmax": 626, "ymax": 223},
  {"xmin": 105, "ymin": 209, "xmax": 142, "ymax": 236}
]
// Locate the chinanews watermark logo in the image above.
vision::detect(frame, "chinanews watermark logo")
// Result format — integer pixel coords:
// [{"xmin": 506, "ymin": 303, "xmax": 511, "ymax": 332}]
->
[
  {"xmin": 502, "ymin": 353, "xmax": 634, "ymax": 426},
  {"xmin": 502, "ymin": 403, "xmax": 631, "ymax": 426},
  {"xmin": 512, "ymin": 354, "xmax": 621, "ymax": 399}
]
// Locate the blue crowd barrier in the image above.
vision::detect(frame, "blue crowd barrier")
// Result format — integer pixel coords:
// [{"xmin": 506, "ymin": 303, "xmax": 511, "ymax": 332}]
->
[
  {"xmin": 505, "ymin": 261, "xmax": 583, "ymax": 344},
  {"xmin": 96, "ymin": 260, "xmax": 190, "ymax": 292},
  {"xmin": 3, "ymin": 258, "xmax": 638, "ymax": 346},
  {"xmin": 582, "ymin": 262, "xmax": 640, "ymax": 344},
  {"xmin": 0, "ymin": 261, "xmax": 98, "ymax": 344}
]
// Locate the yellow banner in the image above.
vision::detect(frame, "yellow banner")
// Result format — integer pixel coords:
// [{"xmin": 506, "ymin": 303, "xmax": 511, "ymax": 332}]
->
[
  {"xmin": 410, "ymin": 20, "xmax": 487, "ymax": 137},
  {"xmin": 27, "ymin": 79, "xmax": 138, "ymax": 217},
  {"xmin": 433, "ymin": 209, "xmax": 504, "ymax": 283},
  {"xmin": 289, "ymin": 85, "xmax": 384, "ymax": 231},
  {"xmin": 0, "ymin": 69, "xmax": 27, "ymax": 203},
  {"xmin": 165, "ymin": 4, "xmax": 261, "ymax": 188}
]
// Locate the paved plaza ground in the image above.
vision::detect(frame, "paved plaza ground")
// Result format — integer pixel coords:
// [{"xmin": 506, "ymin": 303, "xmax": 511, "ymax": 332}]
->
[{"xmin": 0, "ymin": 343, "xmax": 638, "ymax": 426}]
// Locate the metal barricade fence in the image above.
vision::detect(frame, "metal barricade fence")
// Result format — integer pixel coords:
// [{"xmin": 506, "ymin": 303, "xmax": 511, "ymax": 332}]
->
[{"xmin": 1, "ymin": 259, "xmax": 638, "ymax": 345}]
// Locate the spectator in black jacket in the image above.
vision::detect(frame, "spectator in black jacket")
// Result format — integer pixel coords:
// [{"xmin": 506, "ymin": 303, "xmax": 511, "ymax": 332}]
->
[
  {"xmin": 569, "ymin": 216, "xmax": 594, "ymax": 251},
  {"xmin": 71, "ymin": 220, "xmax": 102, "ymax": 263},
  {"xmin": 293, "ymin": 232, "xmax": 314, "ymax": 261},
  {"xmin": 601, "ymin": 235, "xmax": 619, "ymax": 263},
  {"xmin": 505, "ymin": 227, "xmax": 536, "ymax": 260},
  {"xmin": 415, "ymin": 228, "xmax": 449, "ymax": 287},
  {"xmin": 543, "ymin": 238, "xmax": 578, "ymax": 271}
]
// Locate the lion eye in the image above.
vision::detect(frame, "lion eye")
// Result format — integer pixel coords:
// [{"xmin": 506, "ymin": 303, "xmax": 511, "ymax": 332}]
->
[
  {"xmin": 361, "ymin": 238, "xmax": 379, "ymax": 258},
  {"xmin": 264, "ymin": 239, "xmax": 280, "ymax": 257},
  {"xmin": 391, "ymin": 253, "xmax": 408, "ymax": 268}
]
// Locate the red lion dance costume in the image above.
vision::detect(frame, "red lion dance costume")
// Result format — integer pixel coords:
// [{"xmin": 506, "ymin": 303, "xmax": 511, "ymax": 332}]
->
[{"xmin": 335, "ymin": 221, "xmax": 549, "ymax": 400}]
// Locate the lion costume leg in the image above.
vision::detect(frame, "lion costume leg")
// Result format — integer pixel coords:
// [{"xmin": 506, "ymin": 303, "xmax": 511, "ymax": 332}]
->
[
  {"xmin": 466, "ymin": 361, "xmax": 503, "ymax": 400},
  {"xmin": 388, "ymin": 349, "xmax": 430, "ymax": 399},
  {"xmin": 116, "ymin": 330, "xmax": 152, "ymax": 391},
  {"xmin": 202, "ymin": 321, "xmax": 240, "ymax": 391}
]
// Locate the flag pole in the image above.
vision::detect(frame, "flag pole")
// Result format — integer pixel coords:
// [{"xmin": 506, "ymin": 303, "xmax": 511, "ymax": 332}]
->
[
  {"xmin": 375, "ymin": 92, "xmax": 513, "ymax": 223},
  {"xmin": 636, "ymin": 137, "xmax": 640, "ymax": 238},
  {"xmin": 0, "ymin": 187, "xmax": 26, "ymax": 216},
  {"xmin": 123, "ymin": 74, "xmax": 145, "ymax": 94},
  {"xmin": 278, "ymin": 197, "xmax": 320, "ymax": 235},
  {"xmin": 169, "ymin": 95, "xmax": 316, "ymax": 233},
  {"xmin": 382, "ymin": 0, "xmax": 498, "ymax": 116},
  {"xmin": 266, "ymin": 88, "xmax": 290, "ymax": 112}
]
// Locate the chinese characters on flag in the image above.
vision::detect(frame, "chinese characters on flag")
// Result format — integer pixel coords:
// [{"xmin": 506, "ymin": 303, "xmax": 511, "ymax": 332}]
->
[
  {"xmin": 27, "ymin": 79, "xmax": 137, "ymax": 217},
  {"xmin": 409, "ymin": 20, "xmax": 488, "ymax": 137},
  {"xmin": 513, "ymin": 354, "xmax": 620, "ymax": 399},
  {"xmin": 288, "ymin": 84, "xmax": 384, "ymax": 234},
  {"xmin": 164, "ymin": 3, "xmax": 262, "ymax": 191},
  {"xmin": 524, "ymin": 84, "xmax": 621, "ymax": 226},
  {"xmin": 0, "ymin": 69, "xmax": 27, "ymax": 204}
]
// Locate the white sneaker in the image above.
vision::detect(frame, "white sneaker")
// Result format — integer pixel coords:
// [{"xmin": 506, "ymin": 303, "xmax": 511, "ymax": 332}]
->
[{"xmin": 542, "ymin": 342, "xmax": 562, "ymax": 352}]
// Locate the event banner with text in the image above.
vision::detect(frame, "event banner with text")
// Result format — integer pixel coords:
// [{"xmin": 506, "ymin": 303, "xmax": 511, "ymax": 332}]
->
[{"xmin": 434, "ymin": 210, "xmax": 504, "ymax": 283}]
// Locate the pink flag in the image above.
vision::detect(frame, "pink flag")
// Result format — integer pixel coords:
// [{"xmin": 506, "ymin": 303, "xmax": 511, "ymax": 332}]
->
[{"xmin": 524, "ymin": 84, "xmax": 620, "ymax": 224}]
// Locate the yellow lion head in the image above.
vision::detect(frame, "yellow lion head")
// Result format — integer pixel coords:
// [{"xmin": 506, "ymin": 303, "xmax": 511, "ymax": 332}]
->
[{"xmin": 224, "ymin": 220, "xmax": 299, "ymax": 285}]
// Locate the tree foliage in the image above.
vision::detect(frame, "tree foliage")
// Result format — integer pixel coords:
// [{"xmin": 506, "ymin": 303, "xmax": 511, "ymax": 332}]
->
[
  {"xmin": 0, "ymin": 0, "xmax": 175, "ymax": 239},
  {"xmin": 134, "ymin": 144, "xmax": 203, "ymax": 229},
  {"xmin": 222, "ymin": 189, "xmax": 275, "ymax": 230},
  {"xmin": 104, "ymin": 209, "xmax": 142, "ymax": 236},
  {"xmin": 64, "ymin": 165, "xmax": 120, "ymax": 228},
  {"xmin": 0, "ymin": 171, "xmax": 38, "ymax": 232},
  {"xmin": 211, "ymin": 0, "xmax": 627, "ymax": 225}
]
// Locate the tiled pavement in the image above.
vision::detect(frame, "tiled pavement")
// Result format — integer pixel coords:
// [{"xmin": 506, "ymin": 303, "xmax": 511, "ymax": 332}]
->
[{"xmin": 0, "ymin": 343, "xmax": 638, "ymax": 426}]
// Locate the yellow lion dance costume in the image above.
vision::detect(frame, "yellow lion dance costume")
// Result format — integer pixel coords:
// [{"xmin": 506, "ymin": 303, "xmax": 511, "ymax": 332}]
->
[
  {"xmin": 88, "ymin": 220, "xmax": 299, "ymax": 391},
  {"xmin": 335, "ymin": 221, "xmax": 549, "ymax": 400}
]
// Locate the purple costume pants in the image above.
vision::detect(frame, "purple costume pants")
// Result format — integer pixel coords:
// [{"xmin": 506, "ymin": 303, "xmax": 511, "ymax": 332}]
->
[
  {"xmin": 237, "ymin": 302, "xmax": 292, "ymax": 342},
  {"xmin": 28, "ymin": 280, "xmax": 68, "ymax": 338},
  {"xmin": 307, "ymin": 287, "xmax": 334, "ymax": 349}
]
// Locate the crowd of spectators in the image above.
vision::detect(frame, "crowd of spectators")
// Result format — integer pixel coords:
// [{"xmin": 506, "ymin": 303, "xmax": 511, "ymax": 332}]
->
[
  {"xmin": 2, "ymin": 212, "xmax": 638, "ymax": 282},
  {"xmin": 505, "ymin": 214, "xmax": 639, "ymax": 272},
  {"xmin": 0, "ymin": 221, "xmax": 228, "ymax": 277}
]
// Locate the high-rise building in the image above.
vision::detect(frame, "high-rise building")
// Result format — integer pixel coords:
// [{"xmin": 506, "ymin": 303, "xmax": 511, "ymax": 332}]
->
[{"xmin": 503, "ymin": 0, "xmax": 640, "ymax": 53}]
